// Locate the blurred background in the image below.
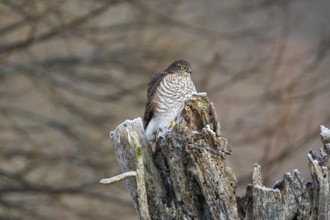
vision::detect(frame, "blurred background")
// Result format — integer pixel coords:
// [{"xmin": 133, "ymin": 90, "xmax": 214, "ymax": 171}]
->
[{"xmin": 0, "ymin": 0, "xmax": 329, "ymax": 219}]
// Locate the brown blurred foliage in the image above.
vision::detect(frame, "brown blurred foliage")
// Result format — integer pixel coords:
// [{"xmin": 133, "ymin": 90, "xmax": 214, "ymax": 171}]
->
[{"xmin": 0, "ymin": 0, "xmax": 329, "ymax": 219}]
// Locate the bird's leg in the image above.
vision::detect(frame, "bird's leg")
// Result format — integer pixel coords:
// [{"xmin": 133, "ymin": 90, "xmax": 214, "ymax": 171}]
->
[{"xmin": 168, "ymin": 121, "xmax": 175, "ymax": 129}]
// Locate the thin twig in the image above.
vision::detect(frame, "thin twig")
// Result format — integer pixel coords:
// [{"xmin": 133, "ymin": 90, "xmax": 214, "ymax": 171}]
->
[{"xmin": 100, "ymin": 171, "xmax": 137, "ymax": 184}]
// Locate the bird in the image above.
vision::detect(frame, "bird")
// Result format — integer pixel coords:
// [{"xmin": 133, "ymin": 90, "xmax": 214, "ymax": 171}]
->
[{"xmin": 143, "ymin": 60, "xmax": 196, "ymax": 143}]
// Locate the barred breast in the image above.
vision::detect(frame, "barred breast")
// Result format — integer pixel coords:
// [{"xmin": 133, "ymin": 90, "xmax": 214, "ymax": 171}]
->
[{"xmin": 154, "ymin": 73, "xmax": 196, "ymax": 123}]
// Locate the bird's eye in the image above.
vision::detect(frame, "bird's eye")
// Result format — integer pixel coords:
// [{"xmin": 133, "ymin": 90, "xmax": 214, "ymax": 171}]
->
[{"xmin": 180, "ymin": 66, "xmax": 185, "ymax": 71}]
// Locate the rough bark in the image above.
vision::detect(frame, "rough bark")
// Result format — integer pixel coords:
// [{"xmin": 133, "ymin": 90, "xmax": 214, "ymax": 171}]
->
[{"xmin": 108, "ymin": 94, "xmax": 330, "ymax": 220}]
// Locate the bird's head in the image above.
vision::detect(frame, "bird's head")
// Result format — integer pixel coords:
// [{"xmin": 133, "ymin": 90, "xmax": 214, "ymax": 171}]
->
[{"xmin": 166, "ymin": 60, "xmax": 192, "ymax": 76}]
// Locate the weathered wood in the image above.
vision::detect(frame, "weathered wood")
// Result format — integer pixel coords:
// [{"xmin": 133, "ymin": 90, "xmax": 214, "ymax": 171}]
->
[
  {"xmin": 238, "ymin": 124, "xmax": 330, "ymax": 220},
  {"xmin": 108, "ymin": 93, "xmax": 330, "ymax": 220},
  {"xmin": 109, "ymin": 118, "xmax": 169, "ymax": 218},
  {"xmin": 308, "ymin": 125, "xmax": 330, "ymax": 220},
  {"xmin": 242, "ymin": 165, "xmax": 311, "ymax": 220},
  {"xmin": 154, "ymin": 95, "xmax": 237, "ymax": 219},
  {"xmin": 101, "ymin": 132, "xmax": 150, "ymax": 219}
]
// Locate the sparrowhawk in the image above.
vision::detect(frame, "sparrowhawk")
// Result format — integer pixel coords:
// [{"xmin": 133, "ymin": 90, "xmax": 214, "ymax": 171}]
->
[{"xmin": 143, "ymin": 60, "xmax": 196, "ymax": 143}]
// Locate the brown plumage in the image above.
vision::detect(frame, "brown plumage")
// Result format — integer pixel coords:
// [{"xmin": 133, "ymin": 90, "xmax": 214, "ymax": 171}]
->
[
  {"xmin": 143, "ymin": 72, "xmax": 167, "ymax": 129},
  {"xmin": 143, "ymin": 60, "xmax": 196, "ymax": 143}
]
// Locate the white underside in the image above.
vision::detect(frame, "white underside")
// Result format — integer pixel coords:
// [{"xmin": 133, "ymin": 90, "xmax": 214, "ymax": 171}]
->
[{"xmin": 145, "ymin": 112, "xmax": 177, "ymax": 143}]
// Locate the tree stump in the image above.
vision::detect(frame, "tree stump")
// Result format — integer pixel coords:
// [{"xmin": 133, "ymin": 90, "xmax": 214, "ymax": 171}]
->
[{"xmin": 105, "ymin": 94, "xmax": 330, "ymax": 220}]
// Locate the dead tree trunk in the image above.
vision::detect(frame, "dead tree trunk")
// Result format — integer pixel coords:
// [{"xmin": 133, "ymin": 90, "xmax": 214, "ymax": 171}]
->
[{"xmin": 105, "ymin": 94, "xmax": 330, "ymax": 220}]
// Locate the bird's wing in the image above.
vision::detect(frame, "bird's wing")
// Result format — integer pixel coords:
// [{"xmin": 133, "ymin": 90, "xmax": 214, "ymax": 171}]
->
[{"xmin": 143, "ymin": 72, "xmax": 167, "ymax": 129}]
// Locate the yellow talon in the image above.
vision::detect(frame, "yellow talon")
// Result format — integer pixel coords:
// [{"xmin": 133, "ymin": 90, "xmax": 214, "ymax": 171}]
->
[{"xmin": 168, "ymin": 121, "xmax": 174, "ymax": 129}]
